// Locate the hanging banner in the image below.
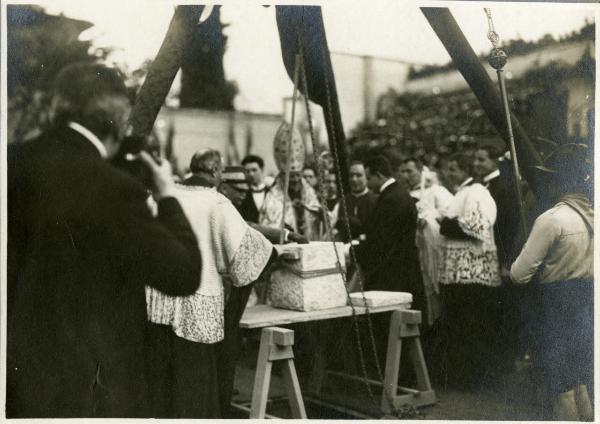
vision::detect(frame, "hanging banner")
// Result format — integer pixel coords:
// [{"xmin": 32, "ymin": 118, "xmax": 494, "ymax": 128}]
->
[{"xmin": 275, "ymin": 6, "xmax": 349, "ymax": 188}]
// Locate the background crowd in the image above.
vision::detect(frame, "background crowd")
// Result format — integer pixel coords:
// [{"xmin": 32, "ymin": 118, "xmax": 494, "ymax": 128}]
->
[{"xmin": 6, "ymin": 54, "xmax": 593, "ymax": 421}]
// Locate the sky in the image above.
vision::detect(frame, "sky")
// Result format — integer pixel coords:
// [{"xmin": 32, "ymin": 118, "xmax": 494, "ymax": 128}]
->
[{"xmin": 39, "ymin": 0, "xmax": 596, "ymax": 114}]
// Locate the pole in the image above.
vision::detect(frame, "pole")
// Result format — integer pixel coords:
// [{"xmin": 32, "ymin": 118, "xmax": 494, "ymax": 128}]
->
[
  {"xmin": 421, "ymin": 7, "xmax": 544, "ymax": 196},
  {"xmin": 275, "ymin": 6, "xmax": 350, "ymax": 191},
  {"xmin": 496, "ymin": 68, "xmax": 528, "ymax": 236},
  {"xmin": 279, "ymin": 54, "xmax": 301, "ymax": 245},
  {"xmin": 483, "ymin": 7, "xmax": 528, "ymax": 236},
  {"xmin": 127, "ymin": 6, "xmax": 204, "ymax": 137}
]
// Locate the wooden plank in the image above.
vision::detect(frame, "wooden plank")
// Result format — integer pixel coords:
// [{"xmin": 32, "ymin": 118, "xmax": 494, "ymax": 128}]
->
[
  {"xmin": 408, "ymin": 338, "xmax": 434, "ymax": 393},
  {"xmin": 230, "ymin": 402, "xmax": 279, "ymax": 419},
  {"xmin": 282, "ymin": 359, "xmax": 308, "ymax": 418},
  {"xmin": 268, "ymin": 346, "xmax": 295, "ymax": 361},
  {"xmin": 272, "ymin": 328, "xmax": 294, "ymax": 346},
  {"xmin": 381, "ymin": 310, "xmax": 403, "ymax": 414},
  {"xmin": 240, "ymin": 303, "xmax": 411, "ymax": 329},
  {"xmin": 240, "ymin": 305, "xmax": 355, "ymax": 328},
  {"xmin": 399, "ymin": 309, "xmax": 422, "ymax": 324},
  {"xmin": 250, "ymin": 328, "xmax": 275, "ymax": 418},
  {"xmin": 399, "ymin": 324, "xmax": 421, "ymax": 338},
  {"xmin": 355, "ymin": 303, "xmax": 412, "ymax": 314}
]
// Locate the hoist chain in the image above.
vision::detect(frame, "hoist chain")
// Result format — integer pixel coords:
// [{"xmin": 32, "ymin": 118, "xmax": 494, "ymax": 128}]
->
[
  {"xmin": 295, "ymin": 11, "xmax": 402, "ymax": 417},
  {"xmin": 484, "ymin": 8, "xmax": 500, "ymax": 49}
]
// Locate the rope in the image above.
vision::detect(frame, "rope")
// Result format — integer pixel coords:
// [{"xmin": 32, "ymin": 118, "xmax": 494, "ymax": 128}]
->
[
  {"xmin": 278, "ymin": 55, "xmax": 302, "ymax": 244},
  {"xmin": 296, "ymin": 8, "xmax": 401, "ymax": 416}
]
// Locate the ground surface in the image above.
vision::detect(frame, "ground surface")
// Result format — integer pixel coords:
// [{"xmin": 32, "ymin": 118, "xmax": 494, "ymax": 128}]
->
[{"xmin": 229, "ymin": 332, "xmax": 552, "ymax": 420}]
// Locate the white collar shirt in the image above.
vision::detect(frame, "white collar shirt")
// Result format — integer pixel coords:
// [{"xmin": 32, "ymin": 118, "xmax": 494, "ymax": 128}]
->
[
  {"xmin": 68, "ymin": 121, "xmax": 108, "ymax": 159},
  {"xmin": 483, "ymin": 169, "xmax": 500, "ymax": 186},
  {"xmin": 379, "ymin": 178, "xmax": 396, "ymax": 194}
]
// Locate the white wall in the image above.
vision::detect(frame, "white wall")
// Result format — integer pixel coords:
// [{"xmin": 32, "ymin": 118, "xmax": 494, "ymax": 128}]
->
[{"xmin": 154, "ymin": 107, "xmax": 284, "ymax": 177}]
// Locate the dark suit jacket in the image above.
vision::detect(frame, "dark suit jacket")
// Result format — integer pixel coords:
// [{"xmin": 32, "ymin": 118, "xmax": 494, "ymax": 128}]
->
[
  {"xmin": 7, "ymin": 127, "xmax": 202, "ymax": 417},
  {"xmin": 487, "ymin": 167, "xmax": 521, "ymax": 269},
  {"xmin": 353, "ymin": 181, "xmax": 422, "ymax": 301},
  {"xmin": 335, "ymin": 190, "xmax": 378, "ymax": 242},
  {"xmin": 239, "ymin": 190, "xmax": 260, "ymax": 223}
]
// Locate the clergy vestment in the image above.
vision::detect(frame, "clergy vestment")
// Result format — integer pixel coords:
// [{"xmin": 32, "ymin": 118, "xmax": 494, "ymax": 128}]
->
[
  {"xmin": 410, "ymin": 184, "xmax": 453, "ymax": 326},
  {"xmin": 146, "ymin": 184, "xmax": 275, "ymax": 418},
  {"xmin": 259, "ymin": 174, "xmax": 322, "ymax": 240},
  {"xmin": 437, "ymin": 178, "xmax": 502, "ymax": 387}
]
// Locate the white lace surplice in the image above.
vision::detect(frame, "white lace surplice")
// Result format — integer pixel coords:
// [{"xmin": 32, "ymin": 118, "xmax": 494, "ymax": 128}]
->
[
  {"xmin": 438, "ymin": 183, "xmax": 500, "ymax": 287},
  {"xmin": 146, "ymin": 185, "xmax": 273, "ymax": 344},
  {"xmin": 414, "ymin": 185, "xmax": 454, "ymax": 325}
]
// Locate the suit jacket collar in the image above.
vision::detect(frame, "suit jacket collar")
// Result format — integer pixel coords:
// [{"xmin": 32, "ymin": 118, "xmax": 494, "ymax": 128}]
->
[
  {"xmin": 53, "ymin": 126, "xmax": 105, "ymax": 159},
  {"xmin": 483, "ymin": 169, "xmax": 500, "ymax": 186},
  {"xmin": 67, "ymin": 122, "xmax": 107, "ymax": 158},
  {"xmin": 180, "ymin": 174, "xmax": 214, "ymax": 188}
]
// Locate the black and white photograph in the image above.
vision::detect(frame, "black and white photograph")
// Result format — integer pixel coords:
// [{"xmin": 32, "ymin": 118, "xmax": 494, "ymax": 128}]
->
[{"xmin": 1, "ymin": 0, "xmax": 596, "ymax": 420}]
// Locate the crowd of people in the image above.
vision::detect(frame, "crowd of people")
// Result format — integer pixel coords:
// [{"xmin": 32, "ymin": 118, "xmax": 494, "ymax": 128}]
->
[{"xmin": 6, "ymin": 61, "xmax": 594, "ymax": 421}]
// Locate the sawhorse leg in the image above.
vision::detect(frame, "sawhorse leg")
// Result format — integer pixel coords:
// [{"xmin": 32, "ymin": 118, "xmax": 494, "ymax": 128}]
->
[
  {"xmin": 381, "ymin": 310, "xmax": 436, "ymax": 415},
  {"xmin": 250, "ymin": 327, "xmax": 307, "ymax": 419}
]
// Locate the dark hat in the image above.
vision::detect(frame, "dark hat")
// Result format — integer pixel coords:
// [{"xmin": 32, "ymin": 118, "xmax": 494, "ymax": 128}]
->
[
  {"xmin": 221, "ymin": 166, "xmax": 250, "ymax": 191},
  {"xmin": 533, "ymin": 143, "xmax": 590, "ymax": 174}
]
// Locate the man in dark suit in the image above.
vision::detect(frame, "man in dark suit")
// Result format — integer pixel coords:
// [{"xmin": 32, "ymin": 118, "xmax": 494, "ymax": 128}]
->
[
  {"xmin": 352, "ymin": 155, "xmax": 422, "ymax": 299},
  {"xmin": 473, "ymin": 144, "xmax": 532, "ymax": 375},
  {"xmin": 240, "ymin": 154, "xmax": 269, "ymax": 223},
  {"xmin": 7, "ymin": 62, "xmax": 202, "ymax": 418},
  {"xmin": 473, "ymin": 144, "xmax": 520, "ymax": 271},
  {"xmin": 335, "ymin": 160, "xmax": 378, "ymax": 242},
  {"xmin": 348, "ymin": 156, "xmax": 423, "ymax": 378}
]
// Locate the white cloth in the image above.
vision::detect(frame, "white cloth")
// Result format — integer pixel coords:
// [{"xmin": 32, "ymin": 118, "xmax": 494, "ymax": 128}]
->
[
  {"xmin": 439, "ymin": 182, "xmax": 501, "ymax": 287},
  {"xmin": 483, "ymin": 169, "xmax": 500, "ymax": 187},
  {"xmin": 251, "ymin": 183, "xmax": 267, "ymax": 210},
  {"xmin": 511, "ymin": 193, "xmax": 593, "ymax": 284},
  {"xmin": 414, "ymin": 184, "xmax": 454, "ymax": 325},
  {"xmin": 146, "ymin": 185, "xmax": 273, "ymax": 343},
  {"xmin": 68, "ymin": 121, "xmax": 107, "ymax": 158}
]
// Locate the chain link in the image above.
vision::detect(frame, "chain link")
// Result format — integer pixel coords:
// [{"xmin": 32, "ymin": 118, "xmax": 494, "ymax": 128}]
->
[
  {"xmin": 484, "ymin": 8, "xmax": 500, "ymax": 49},
  {"xmin": 295, "ymin": 9, "xmax": 402, "ymax": 416}
]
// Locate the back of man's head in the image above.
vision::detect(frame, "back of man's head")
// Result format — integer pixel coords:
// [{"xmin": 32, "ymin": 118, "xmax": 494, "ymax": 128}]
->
[
  {"xmin": 363, "ymin": 155, "xmax": 393, "ymax": 178},
  {"xmin": 476, "ymin": 143, "xmax": 503, "ymax": 162},
  {"xmin": 401, "ymin": 157, "xmax": 423, "ymax": 170},
  {"xmin": 50, "ymin": 62, "xmax": 129, "ymax": 139},
  {"xmin": 190, "ymin": 148, "xmax": 222, "ymax": 176},
  {"xmin": 448, "ymin": 152, "xmax": 473, "ymax": 175}
]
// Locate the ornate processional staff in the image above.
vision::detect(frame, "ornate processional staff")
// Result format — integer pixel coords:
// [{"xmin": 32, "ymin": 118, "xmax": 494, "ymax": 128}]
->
[{"xmin": 484, "ymin": 8, "xmax": 528, "ymax": 237}]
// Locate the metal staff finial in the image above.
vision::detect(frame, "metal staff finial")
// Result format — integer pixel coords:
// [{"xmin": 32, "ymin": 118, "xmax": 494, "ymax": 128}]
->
[{"xmin": 484, "ymin": 8, "xmax": 528, "ymax": 237}]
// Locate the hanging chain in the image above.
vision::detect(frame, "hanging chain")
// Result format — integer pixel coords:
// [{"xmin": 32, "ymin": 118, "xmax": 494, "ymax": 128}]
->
[
  {"xmin": 484, "ymin": 8, "xmax": 500, "ymax": 49},
  {"xmin": 296, "ymin": 11, "xmax": 402, "ymax": 417}
]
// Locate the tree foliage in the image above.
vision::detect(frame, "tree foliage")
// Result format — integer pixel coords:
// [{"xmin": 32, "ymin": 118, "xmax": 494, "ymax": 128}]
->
[
  {"xmin": 178, "ymin": 6, "xmax": 238, "ymax": 110},
  {"xmin": 7, "ymin": 5, "xmax": 107, "ymax": 142}
]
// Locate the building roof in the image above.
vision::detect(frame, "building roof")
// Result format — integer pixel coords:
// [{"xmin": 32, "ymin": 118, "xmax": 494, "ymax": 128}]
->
[{"xmin": 402, "ymin": 39, "xmax": 594, "ymax": 96}]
